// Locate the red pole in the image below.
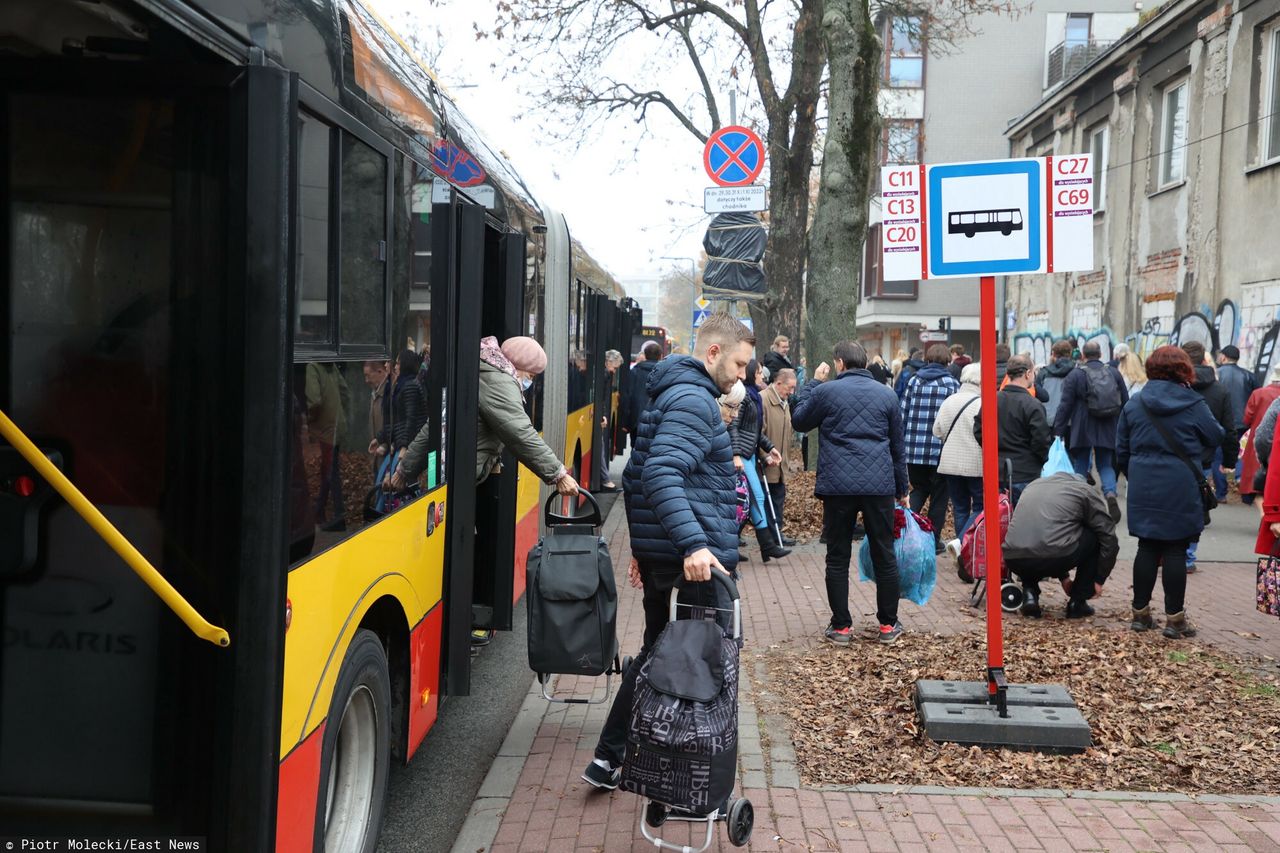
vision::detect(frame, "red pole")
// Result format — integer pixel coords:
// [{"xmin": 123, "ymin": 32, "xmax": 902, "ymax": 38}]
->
[{"xmin": 979, "ymin": 275, "xmax": 1004, "ymax": 694}]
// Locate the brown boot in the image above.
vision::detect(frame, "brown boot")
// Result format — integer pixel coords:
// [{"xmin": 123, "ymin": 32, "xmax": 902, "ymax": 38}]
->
[
  {"xmin": 1162, "ymin": 610, "xmax": 1197, "ymax": 639},
  {"xmin": 1130, "ymin": 606, "xmax": 1155, "ymax": 632}
]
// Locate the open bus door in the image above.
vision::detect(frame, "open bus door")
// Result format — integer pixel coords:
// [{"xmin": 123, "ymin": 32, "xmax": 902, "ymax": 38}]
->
[
  {"xmin": 0, "ymin": 55, "xmax": 292, "ymax": 849},
  {"xmin": 432, "ymin": 194, "xmax": 524, "ymax": 693}
]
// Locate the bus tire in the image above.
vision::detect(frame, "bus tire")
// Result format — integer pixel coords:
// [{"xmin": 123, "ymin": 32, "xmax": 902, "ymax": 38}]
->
[{"xmin": 315, "ymin": 628, "xmax": 391, "ymax": 853}]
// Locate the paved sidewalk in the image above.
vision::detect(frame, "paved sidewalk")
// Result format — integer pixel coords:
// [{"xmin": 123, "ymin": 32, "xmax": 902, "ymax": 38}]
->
[{"xmin": 454, "ymin": 503, "xmax": 1280, "ymax": 853}]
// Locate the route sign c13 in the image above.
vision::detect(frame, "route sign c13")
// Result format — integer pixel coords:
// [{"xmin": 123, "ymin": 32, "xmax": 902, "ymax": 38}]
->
[{"xmin": 880, "ymin": 155, "xmax": 1094, "ymax": 282}]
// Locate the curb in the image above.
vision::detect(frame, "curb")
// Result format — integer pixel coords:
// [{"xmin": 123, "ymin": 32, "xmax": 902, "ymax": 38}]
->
[
  {"xmin": 816, "ymin": 783, "xmax": 1280, "ymax": 804},
  {"xmin": 448, "ymin": 674, "xmax": 544, "ymax": 853}
]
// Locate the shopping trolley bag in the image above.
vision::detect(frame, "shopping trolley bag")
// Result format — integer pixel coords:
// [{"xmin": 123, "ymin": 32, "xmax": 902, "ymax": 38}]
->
[{"xmin": 526, "ymin": 491, "xmax": 618, "ymax": 679}]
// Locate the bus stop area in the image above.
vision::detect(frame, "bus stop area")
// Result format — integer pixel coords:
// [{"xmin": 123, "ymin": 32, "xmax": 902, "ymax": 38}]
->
[{"xmin": 443, "ymin": 470, "xmax": 1280, "ymax": 853}]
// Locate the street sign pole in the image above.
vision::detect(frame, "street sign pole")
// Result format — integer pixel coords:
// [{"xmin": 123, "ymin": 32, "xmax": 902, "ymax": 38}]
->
[{"xmin": 979, "ymin": 274, "xmax": 1006, "ymax": 712}]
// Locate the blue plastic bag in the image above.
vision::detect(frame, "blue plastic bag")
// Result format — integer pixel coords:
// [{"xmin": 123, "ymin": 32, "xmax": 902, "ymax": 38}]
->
[
  {"xmin": 1041, "ymin": 437, "xmax": 1074, "ymax": 478},
  {"xmin": 857, "ymin": 508, "xmax": 937, "ymax": 606}
]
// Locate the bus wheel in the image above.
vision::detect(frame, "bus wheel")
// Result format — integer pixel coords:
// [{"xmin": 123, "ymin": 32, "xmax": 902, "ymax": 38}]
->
[{"xmin": 317, "ymin": 629, "xmax": 391, "ymax": 853}]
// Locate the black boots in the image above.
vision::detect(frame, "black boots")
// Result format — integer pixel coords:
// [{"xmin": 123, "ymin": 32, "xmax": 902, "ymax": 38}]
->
[
  {"xmin": 1162, "ymin": 610, "xmax": 1197, "ymax": 639},
  {"xmin": 1020, "ymin": 586, "xmax": 1042, "ymax": 618},
  {"xmin": 1065, "ymin": 597, "xmax": 1095, "ymax": 618},
  {"xmin": 756, "ymin": 525, "xmax": 792, "ymax": 561},
  {"xmin": 1131, "ymin": 605, "xmax": 1156, "ymax": 631}
]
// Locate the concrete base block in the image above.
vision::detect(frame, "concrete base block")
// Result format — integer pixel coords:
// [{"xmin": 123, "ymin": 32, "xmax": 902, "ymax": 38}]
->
[
  {"xmin": 916, "ymin": 680, "xmax": 1093, "ymax": 753},
  {"xmin": 916, "ymin": 679, "xmax": 1076, "ymax": 708}
]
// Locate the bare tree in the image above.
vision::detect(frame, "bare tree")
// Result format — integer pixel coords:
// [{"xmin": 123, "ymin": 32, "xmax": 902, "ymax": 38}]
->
[{"xmin": 493, "ymin": 0, "xmax": 824, "ymax": 347}]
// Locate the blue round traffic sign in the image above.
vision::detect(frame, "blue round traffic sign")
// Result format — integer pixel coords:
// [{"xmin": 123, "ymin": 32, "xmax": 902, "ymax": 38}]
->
[{"xmin": 703, "ymin": 125, "xmax": 765, "ymax": 187}]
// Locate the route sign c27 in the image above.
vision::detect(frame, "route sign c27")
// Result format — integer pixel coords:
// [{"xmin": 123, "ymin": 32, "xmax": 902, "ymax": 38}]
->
[{"xmin": 880, "ymin": 156, "xmax": 1094, "ymax": 282}]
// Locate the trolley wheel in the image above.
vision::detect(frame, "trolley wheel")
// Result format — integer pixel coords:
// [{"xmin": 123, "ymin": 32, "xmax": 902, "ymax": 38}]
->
[
  {"xmin": 315, "ymin": 629, "xmax": 391, "ymax": 853},
  {"xmin": 969, "ymin": 578, "xmax": 986, "ymax": 608},
  {"xmin": 622, "ymin": 655, "xmax": 634, "ymax": 676},
  {"xmin": 1000, "ymin": 582, "xmax": 1025, "ymax": 612},
  {"xmin": 645, "ymin": 801, "xmax": 668, "ymax": 828},
  {"xmin": 726, "ymin": 798, "xmax": 754, "ymax": 847}
]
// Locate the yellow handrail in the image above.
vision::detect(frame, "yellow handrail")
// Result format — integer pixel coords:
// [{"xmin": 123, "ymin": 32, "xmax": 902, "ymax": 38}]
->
[{"xmin": 0, "ymin": 408, "xmax": 230, "ymax": 648}]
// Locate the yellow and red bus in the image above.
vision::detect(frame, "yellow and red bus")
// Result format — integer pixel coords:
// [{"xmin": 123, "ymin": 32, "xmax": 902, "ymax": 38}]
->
[{"xmin": 0, "ymin": 1, "xmax": 642, "ymax": 850}]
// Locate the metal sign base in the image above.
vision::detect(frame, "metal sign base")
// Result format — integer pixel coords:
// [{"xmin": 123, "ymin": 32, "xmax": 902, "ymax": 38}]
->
[{"xmin": 915, "ymin": 679, "xmax": 1092, "ymax": 753}]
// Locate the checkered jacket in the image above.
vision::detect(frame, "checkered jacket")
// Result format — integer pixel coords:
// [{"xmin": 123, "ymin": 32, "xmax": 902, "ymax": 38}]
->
[{"xmin": 900, "ymin": 365, "xmax": 961, "ymax": 465}]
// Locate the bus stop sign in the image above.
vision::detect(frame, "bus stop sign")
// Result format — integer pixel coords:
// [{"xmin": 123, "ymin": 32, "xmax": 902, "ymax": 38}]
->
[{"xmin": 880, "ymin": 156, "xmax": 1093, "ymax": 282}]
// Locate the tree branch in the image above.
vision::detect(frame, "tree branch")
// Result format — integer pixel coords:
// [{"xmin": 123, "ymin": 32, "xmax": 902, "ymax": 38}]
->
[{"xmin": 673, "ymin": 13, "xmax": 722, "ymax": 131}]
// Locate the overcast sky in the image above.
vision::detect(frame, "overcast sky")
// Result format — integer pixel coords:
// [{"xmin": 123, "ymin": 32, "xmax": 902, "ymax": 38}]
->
[{"xmin": 370, "ymin": 0, "xmax": 737, "ymax": 280}]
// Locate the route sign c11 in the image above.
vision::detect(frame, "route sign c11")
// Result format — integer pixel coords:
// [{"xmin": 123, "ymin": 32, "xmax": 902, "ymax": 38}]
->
[
  {"xmin": 880, "ymin": 156, "xmax": 1094, "ymax": 282},
  {"xmin": 703, "ymin": 125, "xmax": 766, "ymax": 187}
]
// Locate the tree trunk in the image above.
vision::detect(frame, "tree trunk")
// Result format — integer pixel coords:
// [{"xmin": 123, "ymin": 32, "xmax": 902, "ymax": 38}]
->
[{"xmin": 805, "ymin": 0, "xmax": 880, "ymax": 372}]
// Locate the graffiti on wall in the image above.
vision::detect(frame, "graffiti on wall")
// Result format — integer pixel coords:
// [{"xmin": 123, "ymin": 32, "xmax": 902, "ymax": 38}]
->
[
  {"xmin": 1014, "ymin": 329, "xmax": 1115, "ymax": 366},
  {"xmin": 1016, "ymin": 297, "xmax": 1280, "ymax": 383}
]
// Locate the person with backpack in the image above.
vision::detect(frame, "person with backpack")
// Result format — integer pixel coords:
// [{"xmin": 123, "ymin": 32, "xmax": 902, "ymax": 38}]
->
[
  {"xmin": 933, "ymin": 362, "xmax": 983, "ymax": 549},
  {"xmin": 1052, "ymin": 341, "xmax": 1128, "ymax": 522},
  {"xmin": 1181, "ymin": 341, "xmax": 1237, "ymax": 569},
  {"xmin": 900, "ymin": 343, "xmax": 960, "ymax": 551},
  {"xmin": 1035, "ymin": 339, "xmax": 1077, "ymax": 423},
  {"xmin": 581, "ymin": 313, "xmax": 753, "ymax": 791},
  {"xmin": 1117, "ymin": 345, "xmax": 1223, "ymax": 639},
  {"xmin": 893, "ymin": 348, "xmax": 926, "ymax": 399}
]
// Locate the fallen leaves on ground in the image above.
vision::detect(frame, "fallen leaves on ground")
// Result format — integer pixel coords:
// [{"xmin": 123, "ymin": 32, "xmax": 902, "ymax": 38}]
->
[
  {"xmin": 763, "ymin": 624, "xmax": 1280, "ymax": 793},
  {"xmin": 782, "ymin": 469, "xmax": 957, "ymax": 543}
]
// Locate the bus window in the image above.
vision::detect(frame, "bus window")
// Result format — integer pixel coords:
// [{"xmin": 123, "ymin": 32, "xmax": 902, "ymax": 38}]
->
[
  {"xmin": 296, "ymin": 112, "xmax": 332, "ymax": 345},
  {"xmin": 338, "ymin": 134, "xmax": 387, "ymax": 348}
]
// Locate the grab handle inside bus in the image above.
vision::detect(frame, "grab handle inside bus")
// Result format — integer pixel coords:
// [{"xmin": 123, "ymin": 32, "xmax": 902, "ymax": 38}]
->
[{"xmin": 0, "ymin": 408, "xmax": 230, "ymax": 648}]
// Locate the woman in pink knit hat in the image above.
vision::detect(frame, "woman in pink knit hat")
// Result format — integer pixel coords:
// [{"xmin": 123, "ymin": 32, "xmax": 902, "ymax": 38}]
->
[{"xmin": 393, "ymin": 336, "xmax": 579, "ymax": 496}]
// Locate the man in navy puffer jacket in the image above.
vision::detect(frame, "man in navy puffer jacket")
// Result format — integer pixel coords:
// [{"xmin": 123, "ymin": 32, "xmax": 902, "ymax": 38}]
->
[
  {"xmin": 582, "ymin": 313, "xmax": 755, "ymax": 791},
  {"xmin": 792, "ymin": 340, "xmax": 910, "ymax": 645}
]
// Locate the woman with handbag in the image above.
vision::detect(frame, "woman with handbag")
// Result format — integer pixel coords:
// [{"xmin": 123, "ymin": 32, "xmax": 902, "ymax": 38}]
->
[
  {"xmin": 1116, "ymin": 346, "xmax": 1224, "ymax": 638},
  {"xmin": 932, "ymin": 362, "xmax": 983, "ymax": 552}
]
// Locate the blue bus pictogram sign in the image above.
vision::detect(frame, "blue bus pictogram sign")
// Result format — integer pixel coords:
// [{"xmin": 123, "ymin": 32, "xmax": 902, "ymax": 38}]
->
[{"xmin": 703, "ymin": 126, "xmax": 765, "ymax": 188}]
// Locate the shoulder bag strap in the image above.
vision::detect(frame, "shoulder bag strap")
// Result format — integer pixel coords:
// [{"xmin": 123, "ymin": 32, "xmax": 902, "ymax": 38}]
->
[
  {"xmin": 943, "ymin": 395, "xmax": 980, "ymax": 446},
  {"xmin": 1139, "ymin": 398, "xmax": 1207, "ymax": 485}
]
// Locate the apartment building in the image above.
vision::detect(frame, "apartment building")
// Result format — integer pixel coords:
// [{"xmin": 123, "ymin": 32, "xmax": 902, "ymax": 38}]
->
[{"xmin": 1004, "ymin": 0, "xmax": 1280, "ymax": 376}]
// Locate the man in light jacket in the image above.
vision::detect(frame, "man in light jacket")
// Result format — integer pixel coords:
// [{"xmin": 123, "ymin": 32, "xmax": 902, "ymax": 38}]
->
[
  {"xmin": 1004, "ymin": 472, "xmax": 1119, "ymax": 619},
  {"xmin": 761, "ymin": 367, "xmax": 797, "ymax": 544}
]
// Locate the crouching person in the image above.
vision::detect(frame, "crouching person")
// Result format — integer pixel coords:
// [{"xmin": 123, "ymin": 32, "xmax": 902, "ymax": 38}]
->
[{"xmin": 1003, "ymin": 471, "xmax": 1119, "ymax": 618}]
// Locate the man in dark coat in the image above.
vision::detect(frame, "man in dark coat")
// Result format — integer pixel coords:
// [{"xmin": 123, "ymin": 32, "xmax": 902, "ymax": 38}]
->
[
  {"xmin": 1214, "ymin": 344, "xmax": 1255, "ymax": 498},
  {"xmin": 582, "ymin": 313, "xmax": 755, "ymax": 791},
  {"xmin": 762, "ymin": 334, "xmax": 795, "ymax": 377},
  {"xmin": 974, "ymin": 355, "xmax": 1052, "ymax": 505},
  {"xmin": 1005, "ymin": 472, "xmax": 1119, "ymax": 619},
  {"xmin": 792, "ymin": 340, "xmax": 909, "ymax": 645},
  {"xmin": 947, "ymin": 344, "xmax": 972, "ymax": 380},
  {"xmin": 621, "ymin": 340, "xmax": 662, "ymax": 439},
  {"xmin": 1053, "ymin": 341, "xmax": 1128, "ymax": 521},
  {"xmin": 1182, "ymin": 341, "xmax": 1237, "ymax": 567}
]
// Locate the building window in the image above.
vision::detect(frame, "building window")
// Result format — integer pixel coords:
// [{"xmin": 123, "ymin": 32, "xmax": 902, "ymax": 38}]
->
[
  {"xmin": 1160, "ymin": 79, "xmax": 1188, "ymax": 186},
  {"xmin": 883, "ymin": 120, "xmax": 922, "ymax": 165},
  {"xmin": 1263, "ymin": 24, "xmax": 1280, "ymax": 164},
  {"xmin": 864, "ymin": 224, "xmax": 919, "ymax": 300},
  {"xmin": 1065, "ymin": 13, "xmax": 1092, "ymax": 47},
  {"xmin": 1090, "ymin": 124, "xmax": 1108, "ymax": 212},
  {"xmin": 885, "ymin": 16, "xmax": 923, "ymax": 88}
]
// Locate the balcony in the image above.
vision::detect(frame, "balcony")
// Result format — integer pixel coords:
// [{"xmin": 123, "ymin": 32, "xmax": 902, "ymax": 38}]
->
[{"xmin": 1046, "ymin": 39, "xmax": 1115, "ymax": 89}]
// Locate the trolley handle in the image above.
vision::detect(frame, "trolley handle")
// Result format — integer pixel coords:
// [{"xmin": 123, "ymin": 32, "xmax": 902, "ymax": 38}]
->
[
  {"xmin": 544, "ymin": 489, "xmax": 603, "ymax": 527},
  {"xmin": 668, "ymin": 571, "xmax": 741, "ymax": 640}
]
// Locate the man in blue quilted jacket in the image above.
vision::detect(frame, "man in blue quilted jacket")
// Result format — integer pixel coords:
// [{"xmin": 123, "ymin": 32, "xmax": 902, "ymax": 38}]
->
[
  {"xmin": 582, "ymin": 312, "xmax": 755, "ymax": 791},
  {"xmin": 791, "ymin": 340, "xmax": 910, "ymax": 645}
]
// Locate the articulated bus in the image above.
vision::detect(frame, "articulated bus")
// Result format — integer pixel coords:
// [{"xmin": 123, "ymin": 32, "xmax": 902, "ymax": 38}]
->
[{"xmin": 0, "ymin": 0, "xmax": 643, "ymax": 850}]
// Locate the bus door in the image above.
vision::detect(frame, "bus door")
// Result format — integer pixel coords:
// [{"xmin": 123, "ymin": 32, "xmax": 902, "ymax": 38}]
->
[
  {"xmin": 0, "ymin": 50, "xmax": 291, "ymax": 850},
  {"xmin": 430, "ymin": 194, "xmax": 486, "ymax": 696},
  {"xmin": 470, "ymin": 228, "xmax": 526, "ymax": 633},
  {"xmin": 587, "ymin": 292, "xmax": 612, "ymax": 478}
]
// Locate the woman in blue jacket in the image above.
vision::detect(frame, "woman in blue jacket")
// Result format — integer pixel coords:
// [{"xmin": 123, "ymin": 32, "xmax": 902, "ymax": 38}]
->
[{"xmin": 1116, "ymin": 346, "xmax": 1224, "ymax": 639}]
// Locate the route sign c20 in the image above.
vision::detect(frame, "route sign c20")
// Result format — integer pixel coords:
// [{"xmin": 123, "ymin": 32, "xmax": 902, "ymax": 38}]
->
[{"xmin": 880, "ymin": 156, "xmax": 1094, "ymax": 282}]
